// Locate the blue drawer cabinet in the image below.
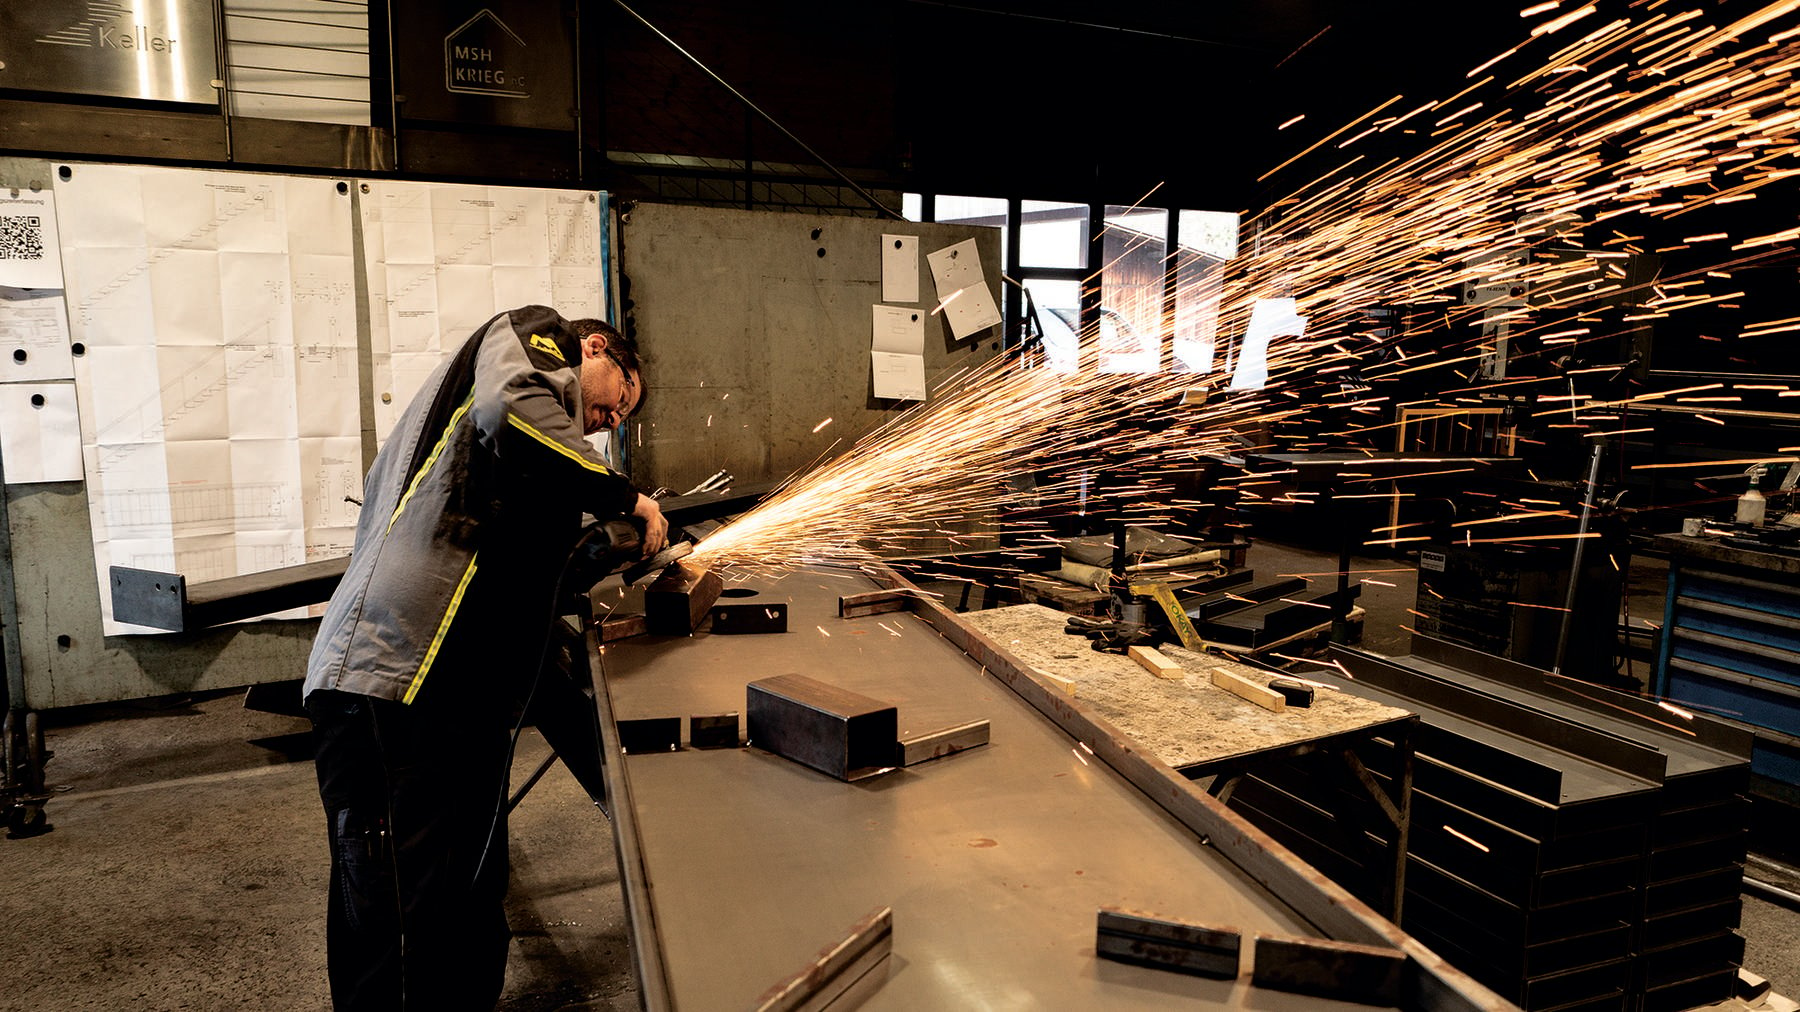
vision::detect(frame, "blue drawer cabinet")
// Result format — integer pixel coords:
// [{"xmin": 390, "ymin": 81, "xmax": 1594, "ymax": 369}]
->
[{"xmin": 1653, "ymin": 535, "xmax": 1800, "ymax": 799}]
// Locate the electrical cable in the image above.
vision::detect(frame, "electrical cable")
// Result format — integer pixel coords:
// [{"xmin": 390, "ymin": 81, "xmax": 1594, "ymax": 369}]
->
[{"xmin": 470, "ymin": 521, "xmax": 615, "ymax": 889}]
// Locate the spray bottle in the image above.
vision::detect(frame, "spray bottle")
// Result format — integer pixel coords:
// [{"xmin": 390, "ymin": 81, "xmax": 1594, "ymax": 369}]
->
[{"xmin": 1737, "ymin": 465, "xmax": 1768, "ymax": 527}]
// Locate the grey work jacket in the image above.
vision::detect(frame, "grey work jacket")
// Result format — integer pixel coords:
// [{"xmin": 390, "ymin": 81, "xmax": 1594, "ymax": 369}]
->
[{"xmin": 304, "ymin": 306, "xmax": 638, "ymax": 704}]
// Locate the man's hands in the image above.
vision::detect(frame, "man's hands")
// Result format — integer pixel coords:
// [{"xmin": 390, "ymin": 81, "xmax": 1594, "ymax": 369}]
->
[{"xmin": 633, "ymin": 493, "xmax": 668, "ymax": 557}]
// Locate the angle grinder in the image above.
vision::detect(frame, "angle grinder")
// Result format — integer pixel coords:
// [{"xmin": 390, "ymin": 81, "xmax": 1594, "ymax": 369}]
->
[{"xmin": 575, "ymin": 517, "xmax": 696, "ymax": 587}]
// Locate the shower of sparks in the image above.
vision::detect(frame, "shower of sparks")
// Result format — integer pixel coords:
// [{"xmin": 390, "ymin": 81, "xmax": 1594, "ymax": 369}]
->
[{"xmin": 693, "ymin": 0, "xmax": 1800, "ymax": 573}]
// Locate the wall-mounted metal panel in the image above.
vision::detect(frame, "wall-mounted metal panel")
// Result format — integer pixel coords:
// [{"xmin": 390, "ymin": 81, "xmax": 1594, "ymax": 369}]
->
[
  {"xmin": 0, "ymin": 0, "xmax": 219, "ymax": 105},
  {"xmin": 224, "ymin": 0, "xmax": 371, "ymax": 126},
  {"xmin": 390, "ymin": 3, "xmax": 576, "ymax": 132}
]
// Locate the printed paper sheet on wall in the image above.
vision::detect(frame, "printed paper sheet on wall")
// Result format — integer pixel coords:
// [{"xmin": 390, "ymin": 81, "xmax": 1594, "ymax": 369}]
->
[
  {"xmin": 359, "ymin": 181, "xmax": 605, "ymax": 442},
  {"xmin": 55, "ymin": 164, "xmax": 362, "ymax": 633}
]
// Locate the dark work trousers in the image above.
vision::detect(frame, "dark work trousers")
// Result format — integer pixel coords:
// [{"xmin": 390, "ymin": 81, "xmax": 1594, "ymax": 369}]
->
[{"xmin": 307, "ymin": 680, "xmax": 513, "ymax": 1011}]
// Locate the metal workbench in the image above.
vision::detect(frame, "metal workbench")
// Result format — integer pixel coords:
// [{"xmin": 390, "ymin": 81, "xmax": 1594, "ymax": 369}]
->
[{"xmin": 587, "ymin": 565, "xmax": 1512, "ymax": 1010}]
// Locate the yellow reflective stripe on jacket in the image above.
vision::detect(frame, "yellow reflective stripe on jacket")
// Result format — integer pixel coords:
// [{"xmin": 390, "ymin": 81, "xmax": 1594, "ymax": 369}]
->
[
  {"xmin": 389, "ymin": 393, "xmax": 476, "ymax": 533},
  {"xmin": 506, "ymin": 413, "xmax": 612, "ymax": 474},
  {"xmin": 401, "ymin": 554, "xmax": 479, "ymax": 705}
]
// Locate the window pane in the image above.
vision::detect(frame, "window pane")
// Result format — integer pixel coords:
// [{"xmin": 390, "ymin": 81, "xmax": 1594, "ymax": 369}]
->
[
  {"xmin": 1099, "ymin": 205, "xmax": 1167, "ymax": 374},
  {"xmin": 1174, "ymin": 211, "xmax": 1240, "ymax": 373},
  {"xmin": 934, "ymin": 195, "xmax": 1008, "ymax": 267},
  {"xmin": 1023, "ymin": 278, "xmax": 1080, "ymax": 372},
  {"xmin": 903, "ymin": 193, "xmax": 923, "ymax": 222},
  {"xmin": 1020, "ymin": 200, "xmax": 1087, "ymax": 269}
]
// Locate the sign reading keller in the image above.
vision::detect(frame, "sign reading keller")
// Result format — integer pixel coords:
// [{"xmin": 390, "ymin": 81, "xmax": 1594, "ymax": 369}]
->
[{"xmin": 0, "ymin": 0, "xmax": 219, "ymax": 104}]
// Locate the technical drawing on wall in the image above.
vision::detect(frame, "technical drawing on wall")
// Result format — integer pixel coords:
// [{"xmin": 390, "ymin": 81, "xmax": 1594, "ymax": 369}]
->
[
  {"xmin": 54, "ymin": 163, "xmax": 363, "ymax": 633},
  {"xmin": 359, "ymin": 181, "xmax": 605, "ymax": 441}
]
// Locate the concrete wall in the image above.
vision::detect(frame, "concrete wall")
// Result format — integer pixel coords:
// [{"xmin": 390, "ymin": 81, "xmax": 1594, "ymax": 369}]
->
[{"xmin": 616, "ymin": 202, "xmax": 1003, "ymax": 493}]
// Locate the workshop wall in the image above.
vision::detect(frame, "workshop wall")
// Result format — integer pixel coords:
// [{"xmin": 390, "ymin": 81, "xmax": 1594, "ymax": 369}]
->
[
  {"xmin": 0, "ymin": 157, "xmax": 322, "ymax": 710},
  {"xmin": 617, "ymin": 202, "xmax": 1002, "ymax": 530}
]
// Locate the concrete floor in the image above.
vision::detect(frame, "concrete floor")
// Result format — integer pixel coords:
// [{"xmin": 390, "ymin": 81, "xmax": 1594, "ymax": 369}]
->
[
  {"xmin": 0, "ymin": 695, "xmax": 636, "ymax": 1011},
  {"xmin": 1, "ymin": 540, "xmax": 1795, "ymax": 1009}
]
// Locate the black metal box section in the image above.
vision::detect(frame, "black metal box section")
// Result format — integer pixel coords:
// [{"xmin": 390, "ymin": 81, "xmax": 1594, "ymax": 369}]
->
[
  {"xmin": 616, "ymin": 717, "xmax": 681, "ymax": 755},
  {"xmin": 746, "ymin": 674, "xmax": 899, "ymax": 781}
]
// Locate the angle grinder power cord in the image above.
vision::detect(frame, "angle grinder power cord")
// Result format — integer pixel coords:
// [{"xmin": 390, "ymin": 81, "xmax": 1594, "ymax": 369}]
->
[{"xmin": 471, "ymin": 515, "xmax": 694, "ymax": 888}]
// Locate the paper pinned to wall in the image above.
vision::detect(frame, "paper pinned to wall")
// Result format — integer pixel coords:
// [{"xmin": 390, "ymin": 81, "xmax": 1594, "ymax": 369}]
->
[
  {"xmin": 925, "ymin": 238, "xmax": 1002, "ymax": 340},
  {"xmin": 0, "ymin": 188, "xmax": 65, "ymax": 289},
  {"xmin": 872, "ymin": 304, "xmax": 924, "ymax": 355},
  {"xmin": 0, "ymin": 381, "xmax": 83, "ymax": 483},
  {"xmin": 1230, "ymin": 297, "xmax": 1307, "ymax": 391},
  {"xmin": 871, "ymin": 304, "xmax": 926, "ymax": 401},
  {"xmin": 881, "ymin": 234, "xmax": 919, "ymax": 304},
  {"xmin": 0, "ymin": 290, "xmax": 76, "ymax": 381},
  {"xmin": 360, "ymin": 181, "xmax": 606, "ymax": 442},
  {"xmin": 870, "ymin": 352, "xmax": 925, "ymax": 401},
  {"xmin": 55, "ymin": 163, "xmax": 362, "ymax": 633}
]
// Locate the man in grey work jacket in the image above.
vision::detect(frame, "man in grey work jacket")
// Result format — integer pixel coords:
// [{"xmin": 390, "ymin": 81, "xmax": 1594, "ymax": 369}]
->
[{"xmin": 303, "ymin": 305, "xmax": 666, "ymax": 1010}]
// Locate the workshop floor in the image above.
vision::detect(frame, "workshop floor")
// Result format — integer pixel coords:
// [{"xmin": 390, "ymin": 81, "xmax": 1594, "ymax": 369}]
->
[{"xmin": 0, "ymin": 540, "xmax": 1795, "ymax": 1010}]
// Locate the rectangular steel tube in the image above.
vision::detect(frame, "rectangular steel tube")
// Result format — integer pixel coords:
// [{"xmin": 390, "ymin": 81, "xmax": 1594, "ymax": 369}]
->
[
  {"xmin": 645, "ymin": 563, "xmax": 724, "ymax": 635},
  {"xmin": 746, "ymin": 674, "xmax": 898, "ymax": 781},
  {"xmin": 689, "ymin": 712, "xmax": 740, "ymax": 749}
]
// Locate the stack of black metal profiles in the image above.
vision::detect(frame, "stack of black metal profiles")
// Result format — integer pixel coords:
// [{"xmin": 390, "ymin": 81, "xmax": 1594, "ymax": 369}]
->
[
  {"xmin": 1182, "ymin": 571, "xmax": 1361, "ymax": 649},
  {"xmin": 1224, "ymin": 636, "xmax": 1751, "ymax": 1012}
]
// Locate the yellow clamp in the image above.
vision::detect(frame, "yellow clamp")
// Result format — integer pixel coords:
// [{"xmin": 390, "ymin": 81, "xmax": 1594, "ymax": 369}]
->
[{"xmin": 1130, "ymin": 581, "xmax": 1202, "ymax": 651}]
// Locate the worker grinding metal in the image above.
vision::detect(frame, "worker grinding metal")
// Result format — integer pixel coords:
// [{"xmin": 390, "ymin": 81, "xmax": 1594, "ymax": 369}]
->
[{"xmin": 301, "ymin": 305, "xmax": 666, "ymax": 1010}]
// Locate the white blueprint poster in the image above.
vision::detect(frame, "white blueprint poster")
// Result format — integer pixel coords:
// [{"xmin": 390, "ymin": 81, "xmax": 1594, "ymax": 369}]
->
[
  {"xmin": 54, "ymin": 164, "xmax": 362, "ymax": 633},
  {"xmin": 359, "ymin": 181, "xmax": 605, "ymax": 441}
]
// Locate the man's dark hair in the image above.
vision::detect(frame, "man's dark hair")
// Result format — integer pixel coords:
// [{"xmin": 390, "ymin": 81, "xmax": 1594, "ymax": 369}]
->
[{"xmin": 567, "ymin": 317, "xmax": 648, "ymax": 417}]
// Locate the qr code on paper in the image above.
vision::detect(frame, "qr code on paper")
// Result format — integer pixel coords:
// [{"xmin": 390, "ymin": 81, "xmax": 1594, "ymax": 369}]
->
[{"xmin": 0, "ymin": 215, "xmax": 45, "ymax": 261}]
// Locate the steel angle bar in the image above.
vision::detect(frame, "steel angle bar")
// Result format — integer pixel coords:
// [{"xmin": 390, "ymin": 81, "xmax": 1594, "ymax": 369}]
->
[
  {"xmin": 1409, "ymin": 635, "xmax": 1754, "ymax": 759},
  {"xmin": 898, "ymin": 719, "xmax": 989, "ymax": 766},
  {"xmin": 862, "ymin": 564, "xmax": 1518, "ymax": 1012},
  {"xmin": 838, "ymin": 589, "xmax": 910, "ymax": 618},
  {"xmin": 1095, "ymin": 907, "xmax": 1240, "ymax": 978},
  {"xmin": 753, "ymin": 906, "xmax": 894, "ymax": 1012},
  {"xmin": 1251, "ymin": 932, "xmax": 1405, "ymax": 1007},
  {"xmin": 1331, "ymin": 645, "xmax": 1670, "ymax": 784},
  {"xmin": 1187, "ymin": 578, "xmax": 1308, "ymax": 621}
]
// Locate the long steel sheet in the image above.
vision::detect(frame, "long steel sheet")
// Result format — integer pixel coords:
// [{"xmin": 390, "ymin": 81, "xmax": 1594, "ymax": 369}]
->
[{"xmin": 593, "ymin": 567, "xmax": 1476, "ymax": 1009}]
